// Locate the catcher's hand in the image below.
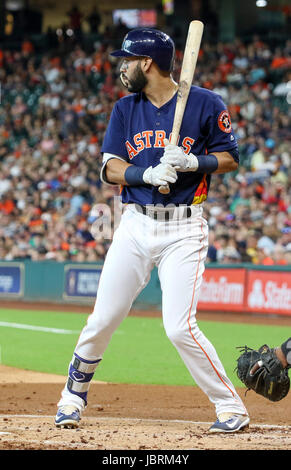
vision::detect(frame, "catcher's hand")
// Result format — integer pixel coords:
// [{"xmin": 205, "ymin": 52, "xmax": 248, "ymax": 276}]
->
[{"xmin": 236, "ymin": 344, "xmax": 290, "ymax": 402}]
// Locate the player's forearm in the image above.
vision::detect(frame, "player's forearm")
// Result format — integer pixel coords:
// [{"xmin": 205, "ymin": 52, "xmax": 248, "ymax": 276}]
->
[
  {"xmin": 104, "ymin": 158, "xmax": 177, "ymax": 187},
  {"xmin": 161, "ymin": 143, "xmax": 238, "ymax": 175},
  {"xmin": 212, "ymin": 151, "xmax": 239, "ymax": 174},
  {"xmin": 105, "ymin": 158, "xmax": 132, "ymax": 185}
]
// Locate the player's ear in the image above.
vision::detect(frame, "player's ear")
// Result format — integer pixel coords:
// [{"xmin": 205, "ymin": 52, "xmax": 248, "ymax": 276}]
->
[{"xmin": 141, "ymin": 57, "xmax": 153, "ymax": 72}]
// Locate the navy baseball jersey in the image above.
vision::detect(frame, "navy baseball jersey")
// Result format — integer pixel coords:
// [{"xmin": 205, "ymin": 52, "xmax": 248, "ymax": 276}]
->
[{"xmin": 101, "ymin": 85, "xmax": 238, "ymax": 206}]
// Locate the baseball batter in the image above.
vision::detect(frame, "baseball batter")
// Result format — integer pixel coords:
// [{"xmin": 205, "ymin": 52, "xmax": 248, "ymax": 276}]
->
[{"xmin": 55, "ymin": 27, "xmax": 249, "ymax": 433}]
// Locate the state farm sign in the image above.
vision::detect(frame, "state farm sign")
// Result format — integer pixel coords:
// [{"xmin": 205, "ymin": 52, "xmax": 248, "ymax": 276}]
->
[
  {"xmin": 246, "ymin": 271, "xmax": 291, "ymax": 315},
  {"xmin": 197, "ymin": 267, "xmax": 291, "ymax": 315},
  {"xmin": 198, "ymin": 268, "xmax": 246, "ymax": 311}
]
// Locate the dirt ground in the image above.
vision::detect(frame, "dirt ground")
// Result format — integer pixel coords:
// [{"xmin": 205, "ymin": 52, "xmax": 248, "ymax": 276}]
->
[{"xmin": 0, "ymin": 302, "xmax": 291, "ymax": 451}]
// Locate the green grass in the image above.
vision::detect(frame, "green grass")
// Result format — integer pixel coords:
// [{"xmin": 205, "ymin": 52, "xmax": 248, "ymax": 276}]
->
[{"xmin": 0, "ymin": 308, "xmax": 289, "ymax": 387}]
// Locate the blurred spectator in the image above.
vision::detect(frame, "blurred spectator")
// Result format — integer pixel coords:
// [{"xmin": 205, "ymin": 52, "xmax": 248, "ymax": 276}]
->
[
  {"xmin": 67, "ymin": 5, "xmax": 83, "ymax": 36},
  {"xmin": 59, "ymin": 102, "xmax": 79, "ymax": 138},
  {"xmin": 220, "ymin": 246, "xmax": 242, "ymax": 264},
  {"xmin": 86, "ymin": 6, "xmax": 101, "ymax": 34},
  {"xmin": 21, "ymin": 37, "xmax": 34, "ymax": 59}
]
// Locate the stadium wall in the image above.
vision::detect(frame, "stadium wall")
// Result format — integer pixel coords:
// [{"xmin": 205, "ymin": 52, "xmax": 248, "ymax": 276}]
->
[{"xmin": 0, "ymin": 261, "xmax": 290, "ymax": 316}]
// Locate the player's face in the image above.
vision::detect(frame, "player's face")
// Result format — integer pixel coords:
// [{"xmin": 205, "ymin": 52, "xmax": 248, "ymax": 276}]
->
[{"xmin": 119, "ymin": 58, "xmax": 147, "ymax": 93}]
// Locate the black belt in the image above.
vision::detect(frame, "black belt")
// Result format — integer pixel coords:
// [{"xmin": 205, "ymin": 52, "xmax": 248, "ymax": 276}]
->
[{"xmin": 135, "ymin": 204, "xmax": 192, "ymax": 221}]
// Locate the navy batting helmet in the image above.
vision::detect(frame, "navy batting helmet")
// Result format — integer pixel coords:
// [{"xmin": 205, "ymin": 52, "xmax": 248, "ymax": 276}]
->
[{"xmin": 110, "ymin": 28, "xmax": 175, "ymax": 72}]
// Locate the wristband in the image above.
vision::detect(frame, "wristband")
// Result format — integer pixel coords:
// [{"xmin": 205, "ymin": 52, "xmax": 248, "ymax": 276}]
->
[
  {"xmin": 196, "ymin": 154, "xmax": 218, "ymax": 173},
  {"xmin": 124, "ymin": 165, "xmax": 145, "ymax": 186}
]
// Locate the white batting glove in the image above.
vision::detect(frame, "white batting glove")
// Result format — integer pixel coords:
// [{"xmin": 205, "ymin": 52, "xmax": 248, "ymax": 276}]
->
[
  {"xmin": 160, "ymin": 138, "xmax": 198, "ymax": 172},
  {"xmin": 143, "ymin": 163, "xmax": 177, "ymax": 187}
]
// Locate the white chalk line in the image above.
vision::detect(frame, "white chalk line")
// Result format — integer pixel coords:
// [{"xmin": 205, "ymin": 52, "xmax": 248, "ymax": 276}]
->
[
  {"xmin": 0, "ymin": 321, "xmax": 79, "ymax": 335},
  {"xmin": 0, "ymin": 414, "xmax": 290, "ymax": 431},
  {"xmin": 0, "ymin": 321, "xmax": 124, "ymax": 335}
]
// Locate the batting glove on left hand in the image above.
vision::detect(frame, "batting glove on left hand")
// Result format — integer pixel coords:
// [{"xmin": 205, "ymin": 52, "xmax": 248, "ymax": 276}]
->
[
  {"xmin": 143, "ymin": 162, "xmax": 177, "ymax": 187},
  {"xmin": 160, "ymin": 139, "xmax": 198, "ymax": 172}
]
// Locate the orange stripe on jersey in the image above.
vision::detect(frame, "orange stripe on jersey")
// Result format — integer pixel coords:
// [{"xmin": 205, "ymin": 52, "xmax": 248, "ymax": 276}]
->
[
  {"xmin": 187, "ymin": 220, "xmax": 236, "ymax": 398},
  {"xmin": 192, "ymin": 174, "xmax": 208, "ymax": 205}
]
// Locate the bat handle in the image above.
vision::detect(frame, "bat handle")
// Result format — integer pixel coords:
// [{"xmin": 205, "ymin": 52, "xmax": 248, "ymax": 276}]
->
[
  {"xmin": 158, "ymin": 134, "xmax": 176, "ymax": 195},
  {"xmin": 158, "ymin": 183, "xmax": 170, "ymax": 194}
]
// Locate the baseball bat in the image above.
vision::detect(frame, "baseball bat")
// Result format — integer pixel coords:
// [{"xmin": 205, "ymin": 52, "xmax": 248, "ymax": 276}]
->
[{"xmin": 158, "ymin": 20, "xmax": 204, "ymax": 194}]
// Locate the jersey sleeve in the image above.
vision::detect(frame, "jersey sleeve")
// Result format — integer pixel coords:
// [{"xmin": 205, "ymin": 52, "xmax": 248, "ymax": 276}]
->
[
  {"xmin": 204, "ymin": 94, "xmax": 238, "ymax": 154},
  {"xmin": 101, "ymin": 102, "xmax": 129, "ymax": 161}
]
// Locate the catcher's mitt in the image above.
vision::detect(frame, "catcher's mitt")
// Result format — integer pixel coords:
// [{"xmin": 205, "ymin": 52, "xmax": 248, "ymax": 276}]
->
[{"xmin": 236, "ymin": 344, "xmax": 290, "ymax": 402}]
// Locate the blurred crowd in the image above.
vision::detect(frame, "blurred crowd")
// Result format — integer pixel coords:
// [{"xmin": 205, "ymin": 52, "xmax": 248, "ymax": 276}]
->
[{"xmin": 0, "ymin": 29, "xmax": 290, "ymax": 265}]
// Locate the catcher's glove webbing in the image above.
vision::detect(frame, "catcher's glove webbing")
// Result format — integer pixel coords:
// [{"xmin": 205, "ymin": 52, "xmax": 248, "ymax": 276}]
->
[{"xmin": 236, "ymin": 344, "xmax": 290, "ymax": 402}]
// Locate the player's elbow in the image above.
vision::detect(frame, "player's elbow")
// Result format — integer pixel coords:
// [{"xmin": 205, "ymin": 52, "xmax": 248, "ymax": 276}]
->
[
  {"xmin": 229, "ymin": 160, "xmax": 239, "ymax": 172},
  {"xmin": 214, "ymin": 152, "xmax": 239, "ymax": 174},
  {"xmin": 103, "ymin": 158, "xmax": 130, "ymax": 185},
  {"xmin": 104, "ymin": 160, "xmax": 116, "ymax": 183},
  {"xmin": 218, "ymin": 160, "xmax": 238, "ymax": 174}
]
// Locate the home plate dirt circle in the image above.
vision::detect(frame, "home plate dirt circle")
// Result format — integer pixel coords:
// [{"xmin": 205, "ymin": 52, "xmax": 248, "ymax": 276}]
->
[{"xmin": 0, "ymin": 365, "xmax": 291, "ymax": 450}]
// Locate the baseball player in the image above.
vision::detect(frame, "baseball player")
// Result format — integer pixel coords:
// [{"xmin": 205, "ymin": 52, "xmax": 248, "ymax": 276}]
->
[{"xmin": 55, "ymin": 27, "xmax": 249, "ymax": 433}]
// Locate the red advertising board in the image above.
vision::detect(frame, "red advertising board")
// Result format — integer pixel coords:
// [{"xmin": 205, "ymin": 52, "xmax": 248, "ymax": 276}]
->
[
  {"xmin": 246, "ymin": 270, "xmax": 291, "ymax": 316},
  {"xmin": 198, "ymin": 268, "xmax": 246, "ymax": 312}
]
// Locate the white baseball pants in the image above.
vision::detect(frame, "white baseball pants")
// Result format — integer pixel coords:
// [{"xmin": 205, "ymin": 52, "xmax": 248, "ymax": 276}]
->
[{"xmin": 58, "ymin": 204, "xmax": 247, "ymax": 418}]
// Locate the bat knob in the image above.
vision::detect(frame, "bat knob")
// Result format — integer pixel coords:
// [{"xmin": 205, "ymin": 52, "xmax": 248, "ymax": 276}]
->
[{"xmin": 158, "ymin": 184, "xmax": 170, "ymax": 194}]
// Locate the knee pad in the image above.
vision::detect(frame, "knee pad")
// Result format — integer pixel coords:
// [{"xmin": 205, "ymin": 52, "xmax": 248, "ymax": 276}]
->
[{"xmin": 67, "ymin": 353, "xmax": 101, "ymax": 405}]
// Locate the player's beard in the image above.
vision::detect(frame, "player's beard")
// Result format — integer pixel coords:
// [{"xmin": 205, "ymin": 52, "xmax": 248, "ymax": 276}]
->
[{"xmin": 120, "ymin": 61, "xmax": 147, "ymax": 93}]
